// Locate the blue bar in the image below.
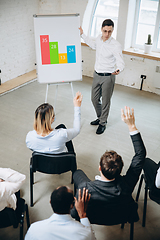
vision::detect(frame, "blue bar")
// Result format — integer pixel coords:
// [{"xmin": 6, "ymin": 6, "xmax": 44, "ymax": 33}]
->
[{"xmin": 67, "ymin": 45, "xmax": 76, "ymax": 63}]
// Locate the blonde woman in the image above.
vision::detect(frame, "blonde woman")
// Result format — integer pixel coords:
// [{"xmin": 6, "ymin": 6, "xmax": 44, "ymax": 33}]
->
[{"xmin": 26, "ymin": 92, "xmax": 82, "ymax": 154}]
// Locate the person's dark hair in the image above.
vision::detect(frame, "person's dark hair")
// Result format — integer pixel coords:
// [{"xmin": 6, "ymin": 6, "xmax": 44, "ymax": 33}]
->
[
  {"xmin": 50, "ymin": 186, "xmax": 74, "ymax": 214},
  {"xmin": 100, "ymin": 151, "xmax": 123, "ymax": 179},
  {"xmin": 102, "ymin": 19, "xmax": 114, "ymax": 28}
]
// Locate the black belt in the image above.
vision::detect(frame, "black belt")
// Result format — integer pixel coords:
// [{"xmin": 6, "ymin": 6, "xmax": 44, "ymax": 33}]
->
[{"xmin": 95, "ymin": 71, "xmax": 111, "ymax": 76}]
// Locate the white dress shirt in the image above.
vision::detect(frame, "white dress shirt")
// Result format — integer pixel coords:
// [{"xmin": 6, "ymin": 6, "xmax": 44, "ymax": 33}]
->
[
  {"xmin": 26, "ymin": 107, "xmax": 81, "ymax": 154},
  {"xmin": 0, "ymin": 168, "xmax": 26, "ymax": 211},
  {"xmin": 25, "ymin": 213, "xmax": 96, "ymax": 240},
  {"xmin": 155, "ymin": 167, "xmax": 160, "ymax": 188},
  {"xmin": 81, "ymin": 33, "xmax": 124, "ymax": 73}
]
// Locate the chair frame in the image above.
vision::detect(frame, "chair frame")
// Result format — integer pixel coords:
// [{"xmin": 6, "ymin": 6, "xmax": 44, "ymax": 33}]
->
[
  {"xmin": 121, "ymin": 222, "xmax": 134, "ymax": 240},
  {"xmin": 30, "ymin": 151, "xmax": 77, "ymax": 207},
  {"xmin": 87, "ymin": 201, "xmax": 138, "ymax": 240},
  {"xmin": 136, "ymin": 173, "xmax": 160, "ymax": 227},
  {"xmin": 20, "ymin": 203, "xmax": 30, "ymax": 239},
  {"xmin": 0, "ymin": 199, "xmax": 30, "ymax": 240},
  {"xmin": 72, "ymin": 190, "xmax": 139, "ymax": 240}
]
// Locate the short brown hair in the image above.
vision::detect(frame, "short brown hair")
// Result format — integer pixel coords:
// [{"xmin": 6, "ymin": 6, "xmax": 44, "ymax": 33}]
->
[
  {"xmin": 34, "ymin": 103, "xmax": 54, "ymax": 133},
  {"xmin": 102, "ymin": 19, "xmax": 114, "ymax": 28},
  {"xmin": 100, "ymin": 151, "xmax": 123, "ymax": 179}
]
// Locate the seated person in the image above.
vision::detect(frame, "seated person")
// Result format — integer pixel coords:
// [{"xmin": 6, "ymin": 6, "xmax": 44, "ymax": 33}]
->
[
  {"xmin": 0, "ymin": 168, "xmax": 26, "ymax": 212},
  {"xmin": 26, "ymin": 92, "xmax": 82, "ymax": 154},
  {"xmin": 71, "ymin": 106, "xmax": 146, "ymax": 222},
  {"xmin": 143, "ymin": 158, "xmax": 160, "ymax": 202},
  {"xmin": 25, "ymin": 186, "xmax": 96, "ymax": 240}
]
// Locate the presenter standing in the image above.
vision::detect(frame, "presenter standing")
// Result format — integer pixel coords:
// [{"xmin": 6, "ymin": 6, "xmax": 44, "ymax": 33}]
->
[{"xmin": 79, "ymin": 19, "xmax": 124, "ymax": 134}]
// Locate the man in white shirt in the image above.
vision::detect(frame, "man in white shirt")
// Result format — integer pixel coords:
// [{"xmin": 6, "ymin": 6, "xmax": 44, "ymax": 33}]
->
[
  {"xmin": 79, "ymin": 19, "xmax": 124, "ymax": 134},
  {"xmin": 25, "ymin": 186, "xmax": 96, "ymax": 240},
  {"xmin": 0, "ymin": 168, "xmax": 26, "ymax": 211}
]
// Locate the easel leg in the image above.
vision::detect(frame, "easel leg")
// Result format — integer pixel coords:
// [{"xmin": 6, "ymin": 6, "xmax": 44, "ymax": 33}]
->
[
  {"xmin": 70, "ymin": 82, "xmax": 74, "ymax": 98},
  {"xmin": 45, "ymin": 84, "xmax": 49, "ymax": 103},
  {"xmin": 54, "ymin": 85, "xmax": 58, "ymax": 112},
  {"xmin": 45, "ymin": 82, "xmax": 73, "ymax": 108}
]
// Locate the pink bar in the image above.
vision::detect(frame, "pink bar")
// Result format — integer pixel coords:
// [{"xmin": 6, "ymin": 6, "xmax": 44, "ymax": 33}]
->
[{"xmin": 40, "ymin": 35, "xmax": 50, "ymax": 65}]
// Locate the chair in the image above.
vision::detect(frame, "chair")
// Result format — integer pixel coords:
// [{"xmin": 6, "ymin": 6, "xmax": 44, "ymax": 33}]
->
[
  {"xmin": 136, "ymin": 174, "xmax": 160, "ymax": 227},
  {"xmin": 0, "ymin": 198, "xmax": 30, "ymax": 240},
  {"xmin": 88, "ymin": 199, "xmax": 139, "ymax": 240},
  {"xmin": 72, "ymin": 198, "xmax": 139, "ymax": 240},
  {"xmin": 30, "ymin": 151, "xmax": 77, "ymax": 207}
]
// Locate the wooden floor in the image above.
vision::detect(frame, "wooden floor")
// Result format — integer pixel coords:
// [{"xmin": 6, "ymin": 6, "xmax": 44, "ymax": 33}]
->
[{"xmin": 0, "ymin": 70, "xmax": 37, "ymax": 95}]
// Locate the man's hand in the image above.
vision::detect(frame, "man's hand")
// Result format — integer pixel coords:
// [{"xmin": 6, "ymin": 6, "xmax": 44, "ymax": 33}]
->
[
  {"xmin": 73, "ymin": 91, "xmax": 83, "ymax": 107},
  {"xmin": 79, "ymin": 26, "xmax": 83, "ymax": 35},
  {"xmin": 121, "ymin": 106, "xmax": 138, "ymax": 132},
  {"xmin": 112, "ymin": 69, "xmax": 120, "ymax": 75},
  {"xmin": 74, "ymin": 188, "xmax": 91, "ymax": 219}
]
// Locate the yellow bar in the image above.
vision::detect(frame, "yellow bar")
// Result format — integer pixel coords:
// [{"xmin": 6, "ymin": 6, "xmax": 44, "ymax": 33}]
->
[{"xmin": 59, "ymin": 53, "xmax": 68, "ymax": 64}]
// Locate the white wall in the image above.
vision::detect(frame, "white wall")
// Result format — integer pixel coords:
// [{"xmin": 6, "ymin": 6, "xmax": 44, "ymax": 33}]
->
[
  {"xmin": 0, "ymin": 0, "xmax": 88, "ymax": 83},
  {"xmin": 39, "ymin": 0, "xmax": 88, "ymax": 25},
  {"xmin": 39, "ymin": 0, "xmax": 61, "ymax": 14},
  {"xmin": 0, "ymin": 0, "xmax": 39, "ymax": 83},
  {"xmin": 81, "ymin": 45, "xmax": 160, "ymax": 95}
]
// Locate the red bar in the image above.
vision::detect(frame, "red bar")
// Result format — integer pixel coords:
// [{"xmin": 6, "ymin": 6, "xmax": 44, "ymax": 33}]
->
[{"xmin": 40, "ymin": 35, "xmax": 50, "ymax": 65}]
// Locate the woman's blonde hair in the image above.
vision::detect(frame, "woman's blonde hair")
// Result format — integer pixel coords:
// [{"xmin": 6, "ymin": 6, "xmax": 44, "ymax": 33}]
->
[{"xmin": 34, "ymin": 103, "xmax": 54, "ymax": 133}]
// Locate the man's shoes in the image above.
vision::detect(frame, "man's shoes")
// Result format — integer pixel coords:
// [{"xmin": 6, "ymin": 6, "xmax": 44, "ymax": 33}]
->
[
  {"xmin": 90, "ymin": 119, "xmax": 100, "ymax": 125},
  {"xmin": 96, "ymin": 124, "xmax": 106, "ymax": 134}
]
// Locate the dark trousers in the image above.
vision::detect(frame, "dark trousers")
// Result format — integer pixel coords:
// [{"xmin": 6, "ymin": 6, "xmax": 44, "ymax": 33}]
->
[
  {"xmin": 55, "ymin": 124, "xmax": 75, "ymax": 154},
  {"xmin": 73, "ymin": 169, "xmax": 91, "ymax": 191},
  {"xmin": 143, "ymin": 158, "xmax": 160, "ymax": 198}
]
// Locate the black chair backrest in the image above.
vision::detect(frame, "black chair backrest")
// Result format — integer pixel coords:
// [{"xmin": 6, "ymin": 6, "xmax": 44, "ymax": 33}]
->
[
  {"xmin": 31, "ymin": 151, "xmax": 77, "ymax": 174},
  {"xmin": 86, "ymin": 199, "xmax": 139, "ymax": 225}
]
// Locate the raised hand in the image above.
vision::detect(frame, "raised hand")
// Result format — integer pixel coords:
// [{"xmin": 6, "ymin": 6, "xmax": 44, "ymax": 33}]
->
[
  {"xmin": 121, "ymin": 106, "xmax": 137, "ymax": 132},
  {"xmin": 79, "ymin": 26, "xmax": 83, "ymax": 35},
  {"xmin": 73, "ymin": 91, "xmax": 83, "ymax": 107},
  {"xmin": 74, "ymin": 188, "xmax": 91, "ymax": 219}
]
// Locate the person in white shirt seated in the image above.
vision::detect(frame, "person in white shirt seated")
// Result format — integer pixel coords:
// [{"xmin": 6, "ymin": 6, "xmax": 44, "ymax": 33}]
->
[
  {"xmin": 0, "ymin": 168, "xmax": 26, "ymax": 225},
  {"xmin": 25, "ymin": 186, "xmax": 96, "ymax": 240},
  {"xmin": 143, "ymin": 158, "xmax": 160, "ymax": 202},
  {"xmin": 26, "ymin": 92, "xmax": 82, "ymax": 154}
]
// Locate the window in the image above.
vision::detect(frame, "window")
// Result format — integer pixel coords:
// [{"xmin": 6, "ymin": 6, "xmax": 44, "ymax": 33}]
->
[
  {"xmin": 133, "ymin": 0, "xmax": 160, "ymax": 52},
  {"xmin": 90, "ymin": 0, "xmax": 120, "ymax": 39}
]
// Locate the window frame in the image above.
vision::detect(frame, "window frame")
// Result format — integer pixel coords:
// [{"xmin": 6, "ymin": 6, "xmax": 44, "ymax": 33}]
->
[
  {"xmin": 82, "ymin": 0, "xmax": 120, "ymax": 40},
  {"xmin": 132, "ymin": 0, "xmax": 160, "ymax": 52}
]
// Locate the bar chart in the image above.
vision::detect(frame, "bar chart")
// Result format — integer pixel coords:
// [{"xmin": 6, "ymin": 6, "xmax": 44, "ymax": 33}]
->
[{"xmin": 40, "ymin": 35, "xmax": 76, "ymax": 65}]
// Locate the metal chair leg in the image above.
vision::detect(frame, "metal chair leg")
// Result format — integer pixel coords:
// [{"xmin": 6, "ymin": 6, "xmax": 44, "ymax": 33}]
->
[
  {"xmin": 71, "ymin": 171, "xmax": 73, "ymax": 184},
  {"xmin": 30, "ymin": 168, "xmax": 34, "ymax": 207},
  {"xmin": 136, "ymin": 174, "xmax": 144, "ymax": 202},
  {"xmin": 25, "ymin": 204, "xmax": 30, "ymax": 228},
  {"xmin": 130, "ymin": 222, "xmax": 134, "ymax": 240},
  {"xmin": 20, "ymin": 213, "xmax": 24, "ymax": 240},
  {"xmin": 142, "ymin": 184, "xmax": 148, "ymax": 227},
  {"xmin": 121, "ymin": 223, "xmax": 125, "ymax": 229}
]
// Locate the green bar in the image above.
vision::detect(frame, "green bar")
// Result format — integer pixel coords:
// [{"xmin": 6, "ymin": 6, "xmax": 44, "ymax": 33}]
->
[{"xmin": 49, "ymin": 42, "xmax": 59, "ymax": 64}]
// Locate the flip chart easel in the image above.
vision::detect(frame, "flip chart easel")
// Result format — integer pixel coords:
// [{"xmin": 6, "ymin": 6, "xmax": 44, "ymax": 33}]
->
[
  {"xmin": 33, "ymin": 13, "xmax": 82, "ymax": 104},
  {"xmin": 45, "ymin": 82, "xmax": 74, "ymax": 111},
  {"xmin": 34, "ymin": 15, "xmax": 82, "ymax": 77}
]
